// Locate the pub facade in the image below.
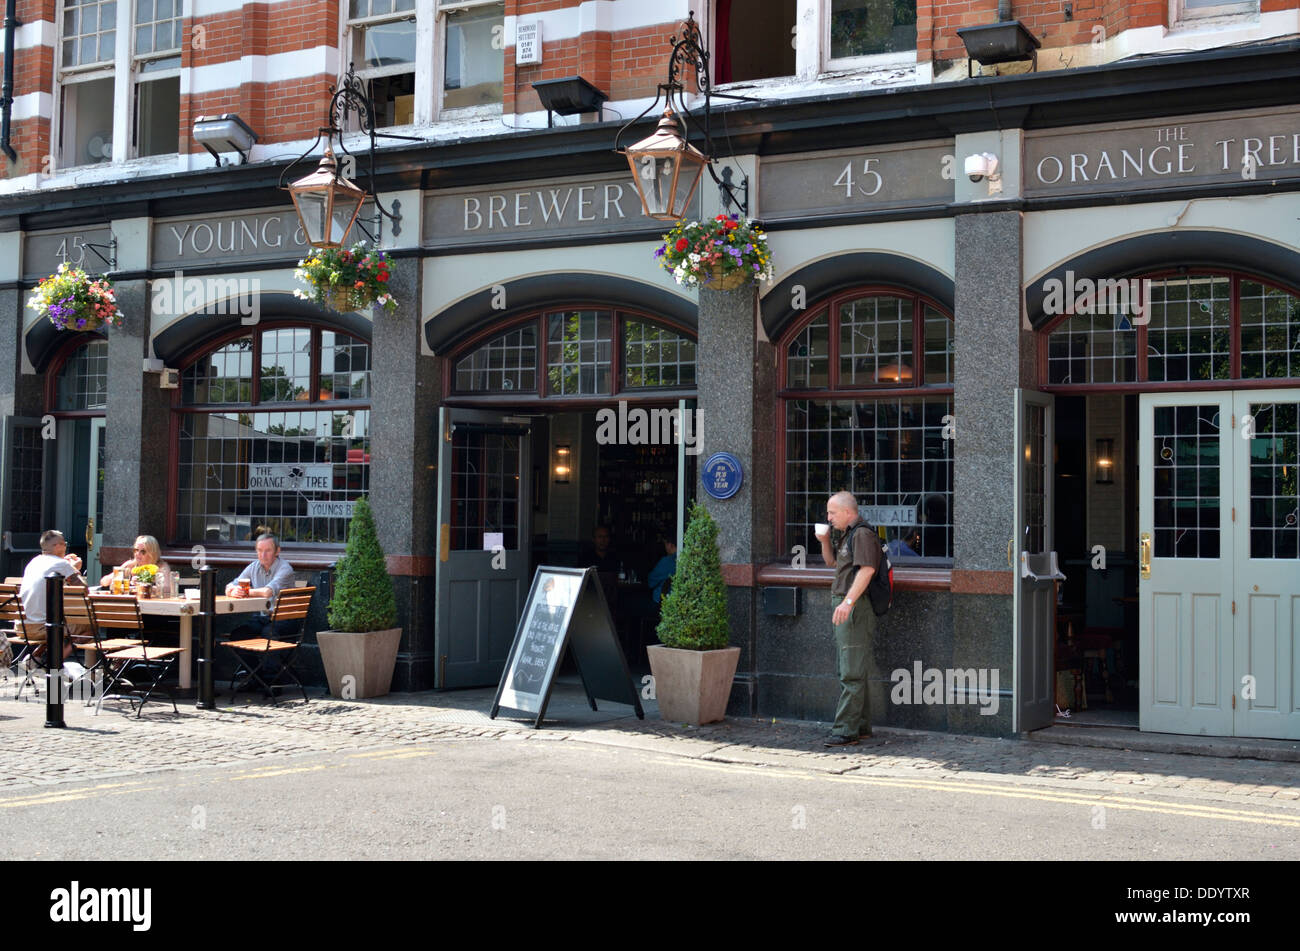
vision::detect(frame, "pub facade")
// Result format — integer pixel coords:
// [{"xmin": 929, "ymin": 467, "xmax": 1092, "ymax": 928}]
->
[{"xmin": 1, "ymin": 0, "xmax": 1297, "ymax": 740}]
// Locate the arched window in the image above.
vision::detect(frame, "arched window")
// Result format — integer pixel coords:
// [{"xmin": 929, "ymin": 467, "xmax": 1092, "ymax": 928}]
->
[
  {"xmin": 780, "ymin": 289, "xmax": 954, "ymax": 563},
  {"xmin": 452, "ymin": 310, "xmax": 696, "ymax": 397},
  {"xmin": 53, "ymin": 339, "xmax": 109, "ymax": 411},
  {"xmin": 1044, "ymin": 272, "xmax": 1300, "ymax": 387},
  {"xmin": 175, "ymin": 325, "xmax": 371, "ymax": 545}
]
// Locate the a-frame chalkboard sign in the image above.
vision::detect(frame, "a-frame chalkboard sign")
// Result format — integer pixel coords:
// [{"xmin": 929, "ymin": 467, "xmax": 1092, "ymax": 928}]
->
[{"xmin": 491, "ymin": 566, "xmax": 645, "ymax": 728}]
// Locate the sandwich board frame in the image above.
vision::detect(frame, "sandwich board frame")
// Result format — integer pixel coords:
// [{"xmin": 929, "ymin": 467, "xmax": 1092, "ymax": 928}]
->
[{"xmin": 491, "ymin": 565, "xmax": 644, "ymax": 728}]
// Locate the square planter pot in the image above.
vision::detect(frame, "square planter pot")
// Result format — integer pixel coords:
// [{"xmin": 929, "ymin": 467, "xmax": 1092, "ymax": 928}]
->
[
  {"xmin": 646, "ymin": 644, "xmax": 741, "ymax": 726},
  {"xmin": 316, "ymin": 628, "xmax": 402, "ymax": 699}
]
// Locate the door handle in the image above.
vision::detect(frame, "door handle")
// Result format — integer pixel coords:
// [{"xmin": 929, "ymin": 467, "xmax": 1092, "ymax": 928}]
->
[
  {"xmin": 1007, "ymin": 538, "xmax": 1013, "ymax": 568},
  {"xmin": 1139, "ymin": 532, "xmax": 1152, "ymax": 580},
  {"xmin": 85, "ymin": 518, "xmax": 94, "ymax": 546}
]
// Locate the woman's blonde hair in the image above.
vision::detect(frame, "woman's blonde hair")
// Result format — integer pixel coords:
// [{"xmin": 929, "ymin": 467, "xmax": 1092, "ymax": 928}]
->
[{"xmin": 135, "ymin": 535, "xmax": 162, "ymax": 564}]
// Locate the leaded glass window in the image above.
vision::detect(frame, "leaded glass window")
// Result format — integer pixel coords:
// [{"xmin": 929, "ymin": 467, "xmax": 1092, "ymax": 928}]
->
[
  {"xmin": 55, "ymin": 340, "xmax": 109, "ymax": 410},
  {"xmin": 1047, "ymin": 314, "xmax": 1138, "ymax": 385},
  {"xmin": 1146, "ymin": 275, "xmax": 1232, "ymax": 383},
  {"xmin": 1240, "ymin": 281, "xmax": 1300, "ymax": 381},
  {"xmin": 786, "ymin": 314, "xmax": 829, "ymax": 389},
  {"xmin": 455, "ymin": 326, "xmax": 537, "ymax": 393},
  {"xmin": 177, "ymin": 327, "xmax": 371, "ymax": 544},
  {"xmin": 623, "ymin": 319, "xmax": 696, "ymax": 389},
  {"xmin": 782, "ymin": 288, "xmax": 954, "ymax": 562},
  {"xmin": 546, "ymin": 311, "xmax": 612, "ymax": 396}
]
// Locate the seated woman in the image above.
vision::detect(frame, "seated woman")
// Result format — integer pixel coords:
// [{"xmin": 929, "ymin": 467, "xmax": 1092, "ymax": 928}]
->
[{"xmin": 101, "ymin": 535, "xmax": 174, "ymax": 594}]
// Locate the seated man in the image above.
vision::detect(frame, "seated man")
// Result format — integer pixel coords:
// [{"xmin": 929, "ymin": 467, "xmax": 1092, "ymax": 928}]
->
[
  {"xmin": 226, "ymin": 534, "xmax": 296, "ymax": 637},
  {"xmin": 18, "ymin": 530, "xmax": 87, "ymax": 662}
]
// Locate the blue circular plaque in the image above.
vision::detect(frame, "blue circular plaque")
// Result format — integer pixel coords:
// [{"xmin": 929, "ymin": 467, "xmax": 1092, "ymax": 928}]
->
[{"xmin": 701, "ymin": 452, "xmax": 743, "ymax": 500}]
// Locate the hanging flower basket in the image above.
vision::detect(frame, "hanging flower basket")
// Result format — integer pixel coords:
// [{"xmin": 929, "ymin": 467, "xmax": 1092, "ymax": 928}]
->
[
  {"xmin": 26, "ymin": 263, "xmax": 122, "ymax": 331},
  {"xmin": 702, "ymin": 267, "xmax": 750, "ymax": 291},
  {"xmin": 655, "ymin": 214, "xmax": 775, "ymax": 290},
  {"xmin": 293, "ymin": 242, "xmax": 398, "ymax": 313}
]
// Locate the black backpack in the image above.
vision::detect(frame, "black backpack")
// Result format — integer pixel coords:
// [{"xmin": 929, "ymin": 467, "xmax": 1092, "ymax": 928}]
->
[{"xmin": 845, "ymin": 524, "xmax": 894, "ymax": 617}]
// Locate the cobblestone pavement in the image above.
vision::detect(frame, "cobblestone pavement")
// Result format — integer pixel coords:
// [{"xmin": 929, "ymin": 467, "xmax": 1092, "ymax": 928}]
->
[{"xmin": 2, "ymin": 683, "xmax": 1299, "ymax": 814}]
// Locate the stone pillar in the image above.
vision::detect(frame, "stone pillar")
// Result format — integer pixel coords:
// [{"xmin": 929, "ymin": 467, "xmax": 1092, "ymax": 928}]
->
[
  {"xmin": 102, "ymin": 279, "xmax": 170, "ymax": 573},
  {"xmin": 0, "ymin": 287, "xmax": 43, "ymax": 419},
  {"xmin": 368, "ymin": 256, "xmax": 440, "ymax": 690},
  {"xmin": 950, "ymin": 209, "xmax": 1025, "ymax": 735},
  {"xmin": 695, "ymin": 283, "xmax": 776, "ymax": 716}
]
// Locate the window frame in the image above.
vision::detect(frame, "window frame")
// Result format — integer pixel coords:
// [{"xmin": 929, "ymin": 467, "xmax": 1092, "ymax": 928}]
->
[
  {"xmin": 168, "ymin": 322, "xmax": 374, "ymax": 549},
  {"xmin": 435, "ymin": 0, "xmax": 504, "ymax": 119},
  {"xmin": 444, "ymin": 307, "xmax": 699, "ymax": 405},
  {"xmin": 707, "ymin": 0, "xmax": 919, "ymax": 89},
  {"xmin": 1038, "ymin": 269, "xmax": 1300, "ymax": 393},
  {"xmin": 820, "ymin": 0, "xmax": 918, "ymax": 73},
  {"xmin": 1170, "ymin": 0, "xmax": 1259, "ymax": 26},
  {"xmin": 131, "ymin": 0, "xmax": 182, "ymax": 158},
  {"xmin": 55, "ymin": 0, "xmax": 186, "ymax": 168},
  {"xmin": 45, "ymin": 336, "xmax": 110, "ymax": 418},
  {"xmin": 776, "ymin": 286, "xmax": 955, "ymax": 562}
]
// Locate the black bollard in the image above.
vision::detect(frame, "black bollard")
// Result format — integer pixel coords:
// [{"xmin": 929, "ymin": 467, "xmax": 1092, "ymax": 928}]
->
[
  {"xmin": 43, "ymin": 571, "xmax": 66, "ymax": 728},
  {"xmin": 196, "ymin": 565, "xmax": 217, "ymax": 709}
]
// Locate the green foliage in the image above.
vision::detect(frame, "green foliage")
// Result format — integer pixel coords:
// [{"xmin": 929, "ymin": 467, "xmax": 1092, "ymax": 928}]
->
[
  {"xmin": 327, "ymin": 496, "xmax": 398, "ymax": 633},
  {"xmin": 655, "ymin": 501, "xmax": 730, "ymax": 651}
]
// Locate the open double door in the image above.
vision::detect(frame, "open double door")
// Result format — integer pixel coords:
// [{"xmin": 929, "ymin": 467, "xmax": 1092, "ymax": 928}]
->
[{"xmin": 1014, "ymin": 388, "xmax": 1300, "ymax": 739}]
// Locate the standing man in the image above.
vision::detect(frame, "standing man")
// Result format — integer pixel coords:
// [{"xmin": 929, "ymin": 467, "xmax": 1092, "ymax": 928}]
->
[
  {"xmin": 226, "ymin": 533, "xmax": 295, "ymax": 636},
  {"xmin": 818, "ymin": 491, "xmax": 880, "ymax": 747}
]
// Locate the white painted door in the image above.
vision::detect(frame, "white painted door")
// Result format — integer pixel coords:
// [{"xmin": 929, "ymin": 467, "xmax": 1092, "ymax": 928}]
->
[{"xmin": 1233, "ymin": 392, "xmax": 1300, "ymax": 739}]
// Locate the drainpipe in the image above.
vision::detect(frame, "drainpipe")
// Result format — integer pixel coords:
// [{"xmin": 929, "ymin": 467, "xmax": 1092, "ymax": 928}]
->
[{"xmin": 1, "ymin": 0, "xmax": 19, "ymax": 163}]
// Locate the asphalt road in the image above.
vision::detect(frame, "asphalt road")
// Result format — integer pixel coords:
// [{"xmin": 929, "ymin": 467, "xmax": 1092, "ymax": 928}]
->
[{"xmin": 9, "ymin": 735, "xmax": 1299, "ymax": 861}]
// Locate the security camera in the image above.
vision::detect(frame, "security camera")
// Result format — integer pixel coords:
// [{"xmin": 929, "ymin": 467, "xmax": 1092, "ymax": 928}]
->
[
  {"xmin": 964, "ymin": 152, "xmax": 999, "ymax": 183},
  {"xmin": 159, "ymin": 369, "xmax": 180, "ymax": 389}
]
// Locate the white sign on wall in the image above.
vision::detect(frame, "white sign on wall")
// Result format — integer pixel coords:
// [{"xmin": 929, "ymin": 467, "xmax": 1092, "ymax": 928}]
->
[
  {"xmin": 308, "ymin": 500, "xmax": 356, "ymax": 518},
  {"xmin": 247, "ymin": 463, "xmax": 333, "ymax": 490},
  {"xmin": 516, "ymin": 20, "xmax": 541, "ymax": 65},
  {"xmin": 860, "ymin": 505, "xmax": 918, "ymax": 527}
]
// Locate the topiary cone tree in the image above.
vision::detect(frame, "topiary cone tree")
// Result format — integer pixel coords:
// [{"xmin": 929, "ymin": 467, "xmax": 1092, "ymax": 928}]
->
[
  {"xmin": 655, "ymin": 500, "xmax": 730, "ymax": 651},
  {"xmin": 327, "ymin": 495, "xmax": 398, "ymax": 633}
]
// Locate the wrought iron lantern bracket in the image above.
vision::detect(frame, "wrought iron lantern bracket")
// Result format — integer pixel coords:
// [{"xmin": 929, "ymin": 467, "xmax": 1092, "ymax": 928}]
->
[{"xmin": 279, "ymin": 63, "xmax": 422, "ymax": 243}]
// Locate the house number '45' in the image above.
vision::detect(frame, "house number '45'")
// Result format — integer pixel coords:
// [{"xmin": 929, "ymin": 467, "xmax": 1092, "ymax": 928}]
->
[
  {"xmin": 834, "ymin": 159, "xmax": 882, "ymax": 198},
  {"xmin": 56, "ymin": 236, "xmax": 89, "ymax": 266}
]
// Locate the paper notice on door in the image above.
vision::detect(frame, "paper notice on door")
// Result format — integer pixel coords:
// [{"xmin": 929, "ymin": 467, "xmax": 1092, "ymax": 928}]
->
[{"xmin": 483, "ymin": 532, "xmax": 504, "ymax": 551}]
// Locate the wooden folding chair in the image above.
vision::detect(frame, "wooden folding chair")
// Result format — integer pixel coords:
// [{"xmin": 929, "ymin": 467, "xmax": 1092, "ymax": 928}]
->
[
  {"xmin": 0, "ymin": 582, "xmax": 41, "ymax": 699},
  {"xmin": 65, "ymin": 588, "xmax": 145, "ymax": 707},
  {"xmin": 220, "ymin": 586, "xmax": 315, "ymax": 705},
  {"xmin": 90, "ymin": 594, "xmax": 184, "ymax": 717}
]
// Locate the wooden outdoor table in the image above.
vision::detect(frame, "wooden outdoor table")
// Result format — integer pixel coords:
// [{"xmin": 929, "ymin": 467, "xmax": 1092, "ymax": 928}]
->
[{"xmin": 135, "ymin": 595, "xmax": 271, "ymax": 689}]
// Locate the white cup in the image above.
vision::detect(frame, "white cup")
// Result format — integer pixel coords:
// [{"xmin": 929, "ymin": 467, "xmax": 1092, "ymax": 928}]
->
[{"xmin": 814, "ymin": 522, "xmax": 830, "ymax": 538}]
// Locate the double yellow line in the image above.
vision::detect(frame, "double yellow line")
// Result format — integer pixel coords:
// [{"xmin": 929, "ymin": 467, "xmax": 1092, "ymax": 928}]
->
[{"xmin": 662, "ymin": 757, "xmax": 1300, "ymax": 829}]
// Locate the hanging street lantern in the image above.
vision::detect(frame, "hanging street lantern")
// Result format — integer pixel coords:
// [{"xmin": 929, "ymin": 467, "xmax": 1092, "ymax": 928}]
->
[
  {"xmin": 287, "ymin": 146, "xmax": 367, "ymax": 249},
  {"xmin": 621, "ymin": 108, "xmax": 709, "ymax": 221},
  {"xmin": 280, "ymin": 64, "xmax": 421, "ymax": 249},
  {"xmin": 613, "ymin": 13, "xmax": 749, "ymax": 222}
]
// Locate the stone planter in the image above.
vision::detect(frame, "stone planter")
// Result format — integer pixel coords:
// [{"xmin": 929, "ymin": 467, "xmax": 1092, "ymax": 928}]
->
[
  {"xmin": 646, "ymin": 644, "xmax": 741, "ymax": 726},
  {"xmin": 316, "ymin": 627, "xmax": 402, "ymax": 699}
]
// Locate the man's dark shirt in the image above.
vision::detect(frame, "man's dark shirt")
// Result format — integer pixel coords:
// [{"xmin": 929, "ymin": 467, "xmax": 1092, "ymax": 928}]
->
[{"xmin": 831, "ymin": 519, "xmax": 881, "ymax": 597}]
